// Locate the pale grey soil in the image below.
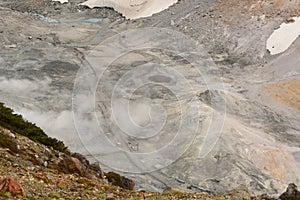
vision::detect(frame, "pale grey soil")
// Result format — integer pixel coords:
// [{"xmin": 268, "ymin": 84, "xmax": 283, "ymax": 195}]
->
[{"xmin": 0, "ymin": 0, "xmax": 299, "ymax": 197}]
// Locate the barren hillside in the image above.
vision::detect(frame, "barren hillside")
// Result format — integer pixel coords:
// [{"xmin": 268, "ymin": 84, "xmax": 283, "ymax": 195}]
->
[{"xmin": 0, "ymin": 0, "xmax": 299, "ymax": 198}]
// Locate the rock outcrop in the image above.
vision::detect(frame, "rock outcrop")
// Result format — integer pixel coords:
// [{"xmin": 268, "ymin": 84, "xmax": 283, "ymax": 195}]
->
[
  {"xmin": 71, "ymin": 152, "xmax": 90, "ymax": 166},
  {"xmin": 105, "ymin": 172, "xmax": 135, "ymax": 190},
  {"xmin": 58, "ymin": 155, "xmax": 90, "ymax": 178},
  {"xmin": 279, "ymin": 183, "xmax": 300, "ymax": 200},
  {"xmin": 0, "ymin": 177, "xmax": 23, "ymax": 196}
]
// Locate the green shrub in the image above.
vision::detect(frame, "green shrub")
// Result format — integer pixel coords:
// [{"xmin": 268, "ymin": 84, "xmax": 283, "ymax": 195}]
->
[
  {"xmin": 0, "ymin": 131, "xmax": 19, "ymax": 153},
  {"xmin": 0, "ymin": 102, "xmax": 69, "ymax": 154}
]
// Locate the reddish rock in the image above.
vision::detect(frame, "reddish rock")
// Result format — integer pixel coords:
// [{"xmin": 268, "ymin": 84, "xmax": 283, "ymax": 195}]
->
[
  {"xmin": 71, "ymin": 153, "xmax": 90, "ymax": 166},
  {"xmin": 0, "ymin": 177, "xmax": 23, "ymax": 196},
  {"xmin": 58, "ymin": 156, "xmax": 90, "ymax": 178},
  {"xmin": 33, "ymin": 172, "xmax": 52, "ymax": 184}
]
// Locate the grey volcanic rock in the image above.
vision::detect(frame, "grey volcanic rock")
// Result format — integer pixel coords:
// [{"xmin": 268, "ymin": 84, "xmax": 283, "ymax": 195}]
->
[
  {"xmin": 105, "ymin": 172, "xmax": 135, "ymax": 190},
  {"xmin": 0, "ymin": 0, "xmax": 299, "ymax": 196},
  {"xmin": 279, "ymin": 183, "xmax": 300, "ymax": 200}
]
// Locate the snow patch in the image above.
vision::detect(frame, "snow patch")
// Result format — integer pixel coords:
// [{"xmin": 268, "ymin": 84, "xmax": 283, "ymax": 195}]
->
[
  {"xmin": 80, "ymin": 0, "xmax": 178, "ymax": 19},
  {"xmin": 267, "ymin": 17, "xmax": 300, "ymax": 55},
  {"xmin": 52, "ymin": 0, "xmax": 68, "ymax": 3}
]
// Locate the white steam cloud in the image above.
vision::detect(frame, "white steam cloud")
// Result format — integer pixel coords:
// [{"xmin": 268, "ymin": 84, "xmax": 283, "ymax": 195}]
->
[
  {"xmin": 15, "ymin": 108, "xmax": 89, "ymax": 153},
  {"xmin": 0, "ymin": 77, "xmax": 51, "ymax": 93}
]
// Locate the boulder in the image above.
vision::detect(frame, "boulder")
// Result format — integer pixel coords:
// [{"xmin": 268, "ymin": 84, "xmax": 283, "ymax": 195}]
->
[
  {"xmin": 279, "ymin": 183, "xmax": 300, "ymax": 200},
  {"xmin": 105, "ymin": 172, "xmax": 135, "ymax": 190},
  {"xmin": 58, "ymin": 155, "xmax": 90, "ymax": 178},
  {"xmin": 0, "ymin": 177, "xmax": 23, "ymax": 196},
  {"xmin": 71, "ymin": 153, "xmax": 90, "ymax": 166},
  {"xmin": 33, "ymin": 172, "xmax": 52, "ymax": 184},
  {"xmin": 286, "ymin": 17, "xmax": 295, "ymax": 23},
  {"xmin": 90, "ymin": 162, "xmax": 103, "ymax": 178}
]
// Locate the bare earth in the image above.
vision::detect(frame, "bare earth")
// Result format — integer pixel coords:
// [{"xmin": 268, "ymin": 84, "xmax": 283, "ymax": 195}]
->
[{"xmin": 0, "ymin": 0, "xmax": 299, "ymax": 198}]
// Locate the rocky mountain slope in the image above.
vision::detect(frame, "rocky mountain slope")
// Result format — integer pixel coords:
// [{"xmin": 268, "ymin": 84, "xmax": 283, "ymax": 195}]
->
[
  {"xmin": 0, "ymin": 0, "xmax": 299, "ymax": 198},
  {"xmin": 0, "ymin": 103, "xmax": 276, "ymax": 199}
]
